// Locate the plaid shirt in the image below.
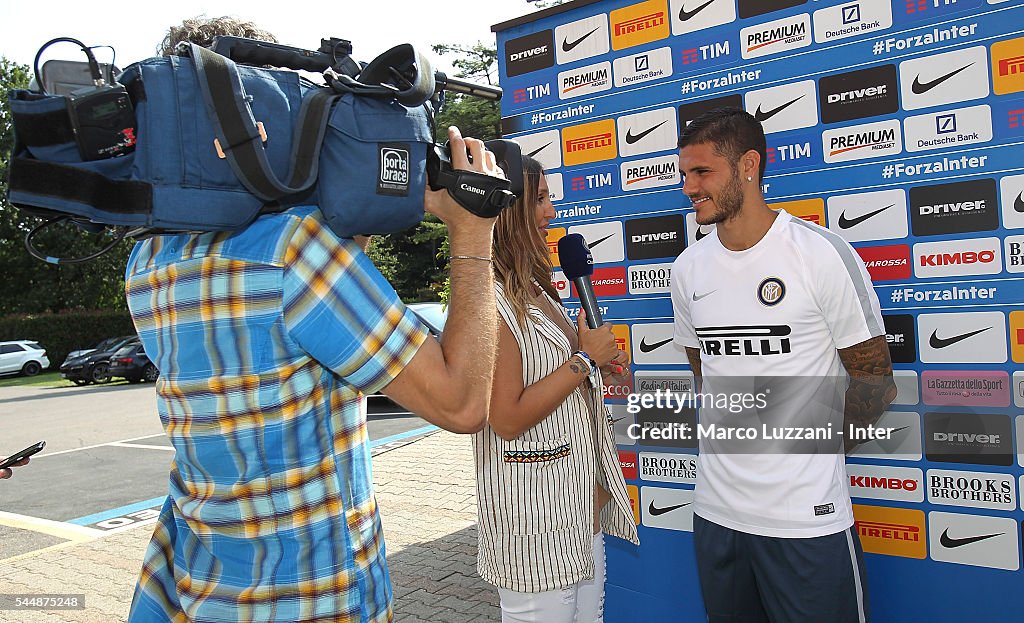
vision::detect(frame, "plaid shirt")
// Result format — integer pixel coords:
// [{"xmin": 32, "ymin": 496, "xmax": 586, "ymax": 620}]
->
[{"xmin": 125, "ymin": 207, "xmax": 428, "ymax": 622}]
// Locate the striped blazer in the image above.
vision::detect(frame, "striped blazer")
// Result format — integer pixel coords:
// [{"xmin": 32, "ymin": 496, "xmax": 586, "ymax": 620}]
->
[{"xmin": 473, "ymin": 282, "xmax": 638, "ymax": 593}]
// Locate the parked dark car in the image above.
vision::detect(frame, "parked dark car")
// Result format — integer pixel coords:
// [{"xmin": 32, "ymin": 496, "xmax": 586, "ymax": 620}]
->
[
  {"xmin": 60, "ymin": 335, "xmax": 139, "ymax": 385},
  {"xmin": 109, "ymin": 342, "xmax": 159, "ymax": 383}
]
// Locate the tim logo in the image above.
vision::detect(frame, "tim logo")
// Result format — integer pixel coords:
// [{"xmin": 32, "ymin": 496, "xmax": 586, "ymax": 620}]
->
[
  {"xmin": 513, "ymin": 84, "xmax": 551, "ymax": 103},
  {"xmin": 1010, "ymin": 109, "xmax": 1024, "ymax": 129},
  {"xmin": 766, "ymin": 141, "xmax": 813, "ymax": 170},
  {"xmin": 378, "ymin": 144, "xmax": 410, "ymax": 196},
  {"xmin": 572, "ymin": 173, "xmax": 613, "ymax": 191}
]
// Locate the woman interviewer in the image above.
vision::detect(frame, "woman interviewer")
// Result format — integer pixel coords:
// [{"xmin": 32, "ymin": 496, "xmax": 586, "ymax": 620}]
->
[{"xmin": 473, "ymin": 156, "xmax": 638, "ymax": 622}]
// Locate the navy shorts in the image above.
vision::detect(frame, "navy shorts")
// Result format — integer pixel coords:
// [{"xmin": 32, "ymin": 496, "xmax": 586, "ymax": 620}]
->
[{"xmin": 694, "ymin": 515, "xmax": 870, "ymax": 623}]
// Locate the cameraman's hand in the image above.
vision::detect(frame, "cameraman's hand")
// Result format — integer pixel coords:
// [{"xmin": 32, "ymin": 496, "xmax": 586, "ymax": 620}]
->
[
  {"xmin": 424, "ymin": 126, "xmax": 505, "ymax": 230},
  {"xmin": 577, "ymin": 309, "xmax": 621, "ymax": 368},
  {"xmin": 0, "ymin": 456, "xmax": 29, "ymax": 480}
]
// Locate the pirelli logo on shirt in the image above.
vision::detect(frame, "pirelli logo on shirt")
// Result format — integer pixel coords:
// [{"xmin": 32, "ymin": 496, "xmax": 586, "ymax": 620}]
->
[
  {"xmin": 695, "ymin": 325, "xmax": 792, "ymax": 357},
  {"xmin": 854, "ymin": 504, "xmax": 927, "ymax": 559},
  {"xmin": 611, "ymin": 0, "xmax": 670, "ymax": 50}
]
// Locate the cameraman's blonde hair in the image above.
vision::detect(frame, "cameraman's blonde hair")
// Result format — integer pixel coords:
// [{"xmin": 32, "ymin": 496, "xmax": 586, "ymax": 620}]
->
[{"xmin": 159, "ymin": 16, "xmax": 278, "ymax": 55}]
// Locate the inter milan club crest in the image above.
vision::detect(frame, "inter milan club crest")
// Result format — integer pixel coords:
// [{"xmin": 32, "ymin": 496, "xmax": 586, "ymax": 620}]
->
[{"xmin": 757, "ymin": 277, "xmax": 786, "ymax": 307}]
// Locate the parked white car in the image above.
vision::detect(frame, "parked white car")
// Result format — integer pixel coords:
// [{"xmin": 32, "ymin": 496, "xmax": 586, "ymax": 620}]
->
[{"xmin": 0, "ymin": 341, "xmax": 50, "ymax": 376}]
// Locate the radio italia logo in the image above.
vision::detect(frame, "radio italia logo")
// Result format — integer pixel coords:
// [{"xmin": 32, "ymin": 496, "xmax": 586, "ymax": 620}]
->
[
  {"xmin": 562, "ymin": 119, "xmax": 618, "ymax": 166},
  {"xmin": 611, "ymin": 0, "xmax": 670, "ymax": 50},
  {"xmin": 822, "ymin": 120, "xmax": 901, "ymax": 163},
  {"xmin": 740, "ymin": 13, "xmax": 812, "ymax": 59}
]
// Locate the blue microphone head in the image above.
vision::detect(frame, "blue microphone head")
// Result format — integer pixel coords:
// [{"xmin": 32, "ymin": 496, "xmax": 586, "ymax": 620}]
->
[{"xmin": 557, "ymin": 233, "xmax": 594, "ymax": 280}]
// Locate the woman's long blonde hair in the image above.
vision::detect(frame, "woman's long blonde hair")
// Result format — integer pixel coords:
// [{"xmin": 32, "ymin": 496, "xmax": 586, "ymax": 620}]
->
[{"xmin": 492, "ymin": 156, "xmax": 560, "ymax": 324}]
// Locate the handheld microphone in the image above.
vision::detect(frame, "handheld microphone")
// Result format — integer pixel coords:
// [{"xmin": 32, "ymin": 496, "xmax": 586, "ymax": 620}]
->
[{"xmin": 557, "ymin": 233, "xmax": 602, "ymax": 330}]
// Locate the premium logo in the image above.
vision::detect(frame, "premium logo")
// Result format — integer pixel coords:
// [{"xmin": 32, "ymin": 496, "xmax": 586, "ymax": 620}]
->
[
  {"xmin": 631, "ymin": 323, "xmax": 683, "ymax": 365},
  {"xmin": 913, "ymin": 237, "xmax": 1002, "ymax": 279},
  {"xmin": 694, "ymin": 325, "xmax": 792, "ymax": 357},
  {"xmin": 849, "ymin": 411, "xmax": 922, "ymax": 461},
  {"xmin": 620, "ymin": 155, "xmax": 680, "ymax": 191},
  {"xmin": 738, "ymin": 0, "xmax": 807, "ymax": 19},
  {"xmin": 613, "ymin": 47, "xmax": 674, "ymax": 88},
  {"xmin": 639, "ymin": 451, "xmax": 698, "ymax": 484},
  {"xmin": 377, "ymin": 144, "xmax": 410, "ymax": 196},
  {"xmin": 812, "ymin": 0, "xmax": 892, "ymax": 44},
  {"xmin": 992, "ymin": 36, "xmax": 1024, "ymax": 96},
  {"xmin": 883, "ymin": 314, "xmax": 917, "ymax": 363},
  {"xmin": 629, "ymin": 262, "xmax": 673, "ymax": 295},
  {"xmin": 899, "ymin": 46, "xmax": 990, "ymax": 111},
  {"xmin": 847, "ymin": 464, "xmax": 924, "ymax": 503},
  {"xmin": 827, "ymin": 188, "xmax": 908, "ymax": 243},
  {"xmin": 641, "ymin": 486, "xmax": 695, "ymax": 531},
  {"xmin": 904, "ymin": 104, "xmax": 993, "ymax": 153},
  {"xmin": 514, "ymin": 130, "xmax": 562, "ymax": 171},
  {"xmin": 740, "ymin": 13, "xmax": 812, "ymax": 60},
  {"xmin": 1000, "ymin": 173, "xmax": 1024, "ymax": 230},
  {"xmin": 555, "ymin": 14, "xmax": 610, "ymax": 65},
  {"xmin": 923, "ymin": 371, "xmax": 1010, "ymax": 408},
  {"xmin": 619, "ymin": 451, "xmax": 639, "ymax": 480},
  {"xmin": 669, "ymin": 0, "xmax": 736, "ymax": 35},
  {"xmin": 745, "ymin": 80, "xmax": 818, "ymax": 134},
  {"xmin": 567, "ymin": 220, "xmax": 625, "ymax": 264},
  {"xmin": 819, "ymin": 65, "xmax": 898, "ymax": 124},
  {"xmin": 558, "ymin": 61, "xmax": 613, "ymax": 100},
  {"xmin": 927, "ymin": 468, "xmax": 1016, "ymax": 512},
  {"xmin": 918, "ymin": 311, "xmax": 1007, "ymax": 364},
  {"xmin": 562, "ymin": 119, "xmax": 618, "ymax": 166},
  {"xmin": 625, "ymin": 215, "xmax": 686, "ymax": 260},
  {"xmin": 611, "ymin": 0, "xmax": 670, "ymax": 51},
  {"xmin": 679, "ymin": 94, "xmax": 743, "ymax": 128},
  {"xmin": 505, "ymin": 30, "xmax": 555, "ymax": 77},
  {"xmin": 853, "ymin": 504, "xmax": 927, "ymax": 559},
  {"xmin": 928, "ymin": 512, "xmax": 1020, "ymax": 571},
  {"xmin": 857, "ymin": 244, "xmax": 911, "ymax": 282},
  {"xmin": 770, "ymin": 198, "xmax": 825, "ymax": 226},
  {"xmin": 822, "ymin": 119, "xmax": 902, "ymax": 163},
  {"xmin": 910, "ymin": 178, "xmax": 999, "ymax": 237},
  {"xmin": 925, "ymin": 412, "xmax": 1013, "ymax": 467},
  {"xmin": 617, "ymin": 107, "xmax": 678, "ymax": 157}
]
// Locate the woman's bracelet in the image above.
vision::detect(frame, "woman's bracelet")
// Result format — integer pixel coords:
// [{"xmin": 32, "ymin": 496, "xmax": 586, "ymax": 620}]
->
[
  {"xmin": 570, "ymin": 351, "xmax": 595, "ymax": 376},
  {"xmin": 450, "ymin": 255, "xmax": 493, "ymax": 263}
]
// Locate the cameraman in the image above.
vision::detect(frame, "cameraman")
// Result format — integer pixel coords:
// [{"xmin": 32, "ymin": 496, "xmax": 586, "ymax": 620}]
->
[{"xmin": 126, "ymin": 17, "xmax": 500, "ymax": 623}]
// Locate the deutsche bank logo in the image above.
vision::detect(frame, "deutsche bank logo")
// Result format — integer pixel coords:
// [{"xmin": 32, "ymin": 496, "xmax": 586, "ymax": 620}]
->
[
  {"xmin": 843, "ymin": 4, "xmax": 861, "ymax": 24},
  {"xmin": 635, "ymin": 55, "xmax": 650, "ymax": 72},
  {"xmin": 936, "ymin": 114, "xmax": 957, "ymax": 134}
]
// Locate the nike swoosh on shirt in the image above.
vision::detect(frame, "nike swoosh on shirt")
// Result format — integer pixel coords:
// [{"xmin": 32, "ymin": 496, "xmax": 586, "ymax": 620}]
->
[
  {"xmin": 526, "ymin": 142, "xmax": 552, "ymax": 158},
  {"xmin": 1015, "ymin": 191, "xmax": 1024, "ymax": 213},
  {"xmin": 678, "ymin": 0, "xmax": 717, "ymax": 22},
  {"xmin": 562, "ymin": 27, "xmax": 600, "ymax": 53},
  {"xmin": 753, "ymin": 95, "xmax": 805, "ymax": 123},
  {"xmin": 649, "ymin": 500, "xmax": 691, "ymax": 516},
  {"xmin": 838, "ymin": 204, "xmax": 894, "ymax": 229},
  {"xmin": 639, "ymin": 337, "xmax": 672, "ymax": 352},
  {"xmin": 928, "ymin": 327, "xmax": 991, "ymax": 349},
  {"xmin": 911, "ymin": 63, "xmax": 974, "ymax": 95},
  {"xmin": 939, "ymin": 528, "xmax": 1002, "ymax": 549},
  {"xmin": 692, "ymin": 290, "xmax": 716, "ymax": 301},
  {"xmin": 625, "ymin": 120, "xmax": 668, "ymax": 145},
  {"xmin": 588, "ymin": 233, "xmax": 615, "ymax": 249},
  {"xmin": 695, "ymin": 225, "xmax": 714, "ymax": 241}
]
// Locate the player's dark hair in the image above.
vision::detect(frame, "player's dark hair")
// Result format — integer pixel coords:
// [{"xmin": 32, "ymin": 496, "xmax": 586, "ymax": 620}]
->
[{"xmin": 677, "ymin": 107, "xmax": 767, "ymax": 183}]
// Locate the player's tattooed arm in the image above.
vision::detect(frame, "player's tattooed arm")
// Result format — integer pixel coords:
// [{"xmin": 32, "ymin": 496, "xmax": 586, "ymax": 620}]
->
[
  {"xmin": 838, "ymin": 335, "xmax": 897, "ymax": 453},
  {"xmin": 685, "ymin": 347, "xmax": 702, "ymax": 392}
]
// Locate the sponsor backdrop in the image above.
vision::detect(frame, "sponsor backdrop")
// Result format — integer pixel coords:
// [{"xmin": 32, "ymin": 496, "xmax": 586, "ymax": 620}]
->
[{"xmin": 494, "ymin": 0, "xmax": 1023, "ymax": 620}]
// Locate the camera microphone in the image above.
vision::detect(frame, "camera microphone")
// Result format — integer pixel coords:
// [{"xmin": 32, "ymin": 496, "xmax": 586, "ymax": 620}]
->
[{"xmin": 557, "ymin": 233, "xmax": 603, "ymax": 330}]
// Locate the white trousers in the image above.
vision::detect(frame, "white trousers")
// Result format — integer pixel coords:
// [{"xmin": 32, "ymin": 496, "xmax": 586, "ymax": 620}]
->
[{"xmin": 497, "ymin": 533, "xmax": 606, "ymax": 623}]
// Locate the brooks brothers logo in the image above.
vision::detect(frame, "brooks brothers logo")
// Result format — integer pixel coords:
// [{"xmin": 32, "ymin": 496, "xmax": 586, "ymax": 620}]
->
[
  {"xmin": 822, "ymin": 119, "xmax": 901, "ymax": 163},
  {"xmin": 757, "ymin": 277, "xmax": 786, "ymax": 306},
  {"xmin": 505, "ymin": 30, "xmax": 554, "ymax": 77},
  {"xmin": 626, "ymin": 215, "xmax": 686, "ymax": 260},
  {"xmin": 927, "ymin": 468, "xmax": 1016, "ymax": 511},
  {"xmin": 562, "ymin": 119, "xmax": 618, "ymax": 167},
  {"xmin": 1007, "ymin": 235, "xmax": 1024, "ymax": 274},
  {"xmin": 910, "ymin": 178, "xmax": 998, "ymax": 236},
  {"xmin": 613, "ymin": 47, "xmax": 673, "ymax": 88},
  {"xmin": 639, "ymin": 452, "xmax": 698, "ymax": 484},
  {"xmin": 882, "ymin": 314, "xmax": 916, "ymax": 364},
  {"xmin": 853, "ymin": 504, "xmax": 926, "ymax": 559},
  {"xmin": 695, "ymin": 325, "xmax": 792, "ymax": 357},
  {"xmin": 745, "ymin": 80, "xmax": 818, "ymax": 134},
  {"xmin": 740, "ymin": 13, "xmax": 812, "ymax": 60},
  {"xmin": 555, "ymin": 14, "xmax": 609, "ymax": 65},
  {"xmin": 738, "ymin": 0, "xmax": 807, "ymax": 20},
  {"xmin": 827, "ymin": 189, "xmax": 908, "ymax": 243},
  {"xmin": 812, "ymin": 0, "xmax": 892, "ymax": 44},
  {"xmin": 618, "ymin": 107, "xmax": 678, "ymax": 157},
  {"xmin": 924, "ymin": 411, "xmax": 1013, "ymax": 467},
  {"xmin": 899, "ymin": 46, "xmax": 990, "ymax": 111},
  {"xmin": 918, "ymin": 311, "xmax": 1007, "ymax": 364},
  {"xmin": 991, "ymin": 36, "xmax": 1024, "ymax": 96},
  {"xmin": 819, "ymin": 65, "xmax": 898, "ymax": 124},
  {"xmin": 558, "ymin": 62, "xmax": 613, "ymax": 100},
  {"xmin": 610, "ymin": 0, "xmax": 670, "ymax": 51},
  {"xmin": 929, "ymin": 512, "xmax": 1020, "ymax": 571},
  {"xmin": 621, "ymin": 155, "xmax": 680, "ymax": 191},
  {"xmin": 904, "ymin": 104, "xmax": 993, "ymax": 153},
  {"xmin": 670, "ymin": 0, "xmax": 736, "ymax": 36},
  {"xmin": 629, "ymin": 263, "xmax": 673, "ymax": 295},
  {"xmin": 377, "ymin": 144, "xmax": 410, "ymax": 196}
]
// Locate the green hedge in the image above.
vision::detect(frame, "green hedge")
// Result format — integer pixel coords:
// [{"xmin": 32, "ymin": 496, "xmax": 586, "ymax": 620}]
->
[{"xmin": 0, "ymin": 310, "xmax": 137, "ymax": 370}]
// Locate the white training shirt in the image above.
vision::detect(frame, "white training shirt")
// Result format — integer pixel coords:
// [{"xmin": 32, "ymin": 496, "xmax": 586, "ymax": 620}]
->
[{"xmin": 670, "ymin": 210, "xmax": 884, "ymax": 538}]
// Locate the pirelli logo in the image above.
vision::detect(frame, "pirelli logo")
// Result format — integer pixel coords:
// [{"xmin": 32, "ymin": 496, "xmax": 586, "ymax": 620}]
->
[
  {"xmin": 563, "ymin": 119, "xmax": 618, "ymax": 166},
  {"xmin": 853, "ymin": 504, "xmax": 927, "ymax": 559},
  {"xmin": 611, "ymin": 0, "xmax": 670, "ymax": 50}
]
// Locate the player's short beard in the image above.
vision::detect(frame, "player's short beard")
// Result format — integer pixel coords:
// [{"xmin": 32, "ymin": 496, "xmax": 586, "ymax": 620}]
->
[{"xmin": 696, "ymin": 165, "xmax": 745, "ymax": 226}]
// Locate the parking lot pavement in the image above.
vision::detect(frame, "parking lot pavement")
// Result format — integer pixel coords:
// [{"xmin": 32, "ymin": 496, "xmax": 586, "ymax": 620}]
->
[{"xmin": 0, "ymin": 430, "xmax": 500, "ymax": 623}]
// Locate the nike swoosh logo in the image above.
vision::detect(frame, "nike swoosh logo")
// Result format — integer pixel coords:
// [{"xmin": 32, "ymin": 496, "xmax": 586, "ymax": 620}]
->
[
  {"xmin": 695, "ymin": 225, "xmax": 713, "ymax": 241},
  {"xmin": 588, "ymin": 233, "xmax": 614, "ymax": 249},
  {"xmin": 890, "ymin": 425, "xmax": 911, "ymax": 435},
  {"xmin": 838, "ymin": 204, "xmax": 894, "ymax": 229},
  {"xmin": 692, "ymin": 290, "xmax": 716, "ymax": 301},
  {"xmin": 649, "ymin": 500, "xmax": 692, "ymax": 516},
  {"xmin": 678, "ymin": 0, "xmax": 717, "ymax": 22},
  {"xmin": 562, "ymin": 27, "xmax": 600, "ymax": 53},
  {"xmin": 911, "ymin": 63, "xmax": 974, "ymax": 95},
  {"xmin": 639, "ymin": 337, "xmax": 672, "ymax": 353},
  {"xmin": 1015, "ymin": 191, "xmax": 1024, "ymax": 214},
  {"xmin": 625, "ymin": 120, "xmax": 668, "ymax": 145},
  {"xmin": 939, "ymin": 528, "xmax": 1002, "ymax": 549},
  {"xmin": 611, "ymin": 416, "xmax": 626, "ymax": 424},
  {"xmin": 526, "ymin": 142, "xmax": 552, "ymax": 158},
  {"xmin": 753, "ymin": 95, "xmax": 805, "ymax": 123},
  {"xmin": 929, "ymin": 327, "xmax": 991, "ymax": 349}
]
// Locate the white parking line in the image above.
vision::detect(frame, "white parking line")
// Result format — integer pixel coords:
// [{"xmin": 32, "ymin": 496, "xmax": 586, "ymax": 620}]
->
[
  {"xmin": 35, "ymin": 433, "xmax": 166, "ymax": 458},
  {"xmin": 109, "ymin": 442, "xmax": 175, "ymax": 452},
  {"xmin": 0, "ymin": 510, "xmax": 104, "ymax": 540}
]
